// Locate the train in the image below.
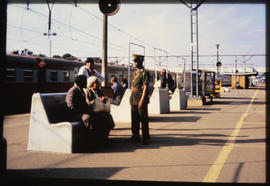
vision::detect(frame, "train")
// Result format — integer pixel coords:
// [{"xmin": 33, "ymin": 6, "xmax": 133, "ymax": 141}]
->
[
  {"xmin": 3, "ymin": 54, "xmax": 231, "ymax": 114},
  {"xmin": 3, "ymin": 54, "xmax": 179, "ymax": 114}
]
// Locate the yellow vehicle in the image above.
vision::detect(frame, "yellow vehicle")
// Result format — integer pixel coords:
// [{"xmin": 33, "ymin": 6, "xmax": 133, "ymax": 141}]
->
[
  {"xmin": 214, "ymin": 78, "xmax": 222, "ymax": 98},
  {"xmin": 201, "ymin": 71, "xmax": 216, "ymax": 104},
  {"xmin": 184, "ymin": 70, "xmax": 216, "ymax": 104}
]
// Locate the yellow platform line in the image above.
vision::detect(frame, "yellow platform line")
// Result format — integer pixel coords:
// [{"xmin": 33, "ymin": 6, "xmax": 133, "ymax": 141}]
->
[{"xmin": 203, "ymin": 89, "xmax": 258, "ymax": 183}]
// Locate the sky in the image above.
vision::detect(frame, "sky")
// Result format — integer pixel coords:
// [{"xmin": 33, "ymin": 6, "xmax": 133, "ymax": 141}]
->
[{"xmin": 6, "ymin": 2, "xmax": 266, "ymax": 72}]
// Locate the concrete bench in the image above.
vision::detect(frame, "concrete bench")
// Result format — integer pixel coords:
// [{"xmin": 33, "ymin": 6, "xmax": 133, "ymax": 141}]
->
[
  {"xmin": 27, "ymin": 93, "xmax": 92, "ymax": 153},
  {"xmin": 170, "ymin": 89, "xmax": 187, "ymax": 111},
  {"xmin": 110, "ymin": 87, "xmax": 170, "ymax": 121},
  {"xmin": 148, "ymin": 88, "xmax": 170, "ymax": 114},
  {"xmin": 110, "ymin": 89, "xmax": 132, "ymax": 122}
]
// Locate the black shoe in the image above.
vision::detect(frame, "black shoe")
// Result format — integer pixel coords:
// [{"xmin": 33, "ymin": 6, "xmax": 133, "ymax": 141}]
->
[
  {"xmin": 142, "ymin": 139, "xmax": 150, "ymax": 145},
  {"xmin": 128, "ymin": 136, "xmax": 140, "ymax": 142}
]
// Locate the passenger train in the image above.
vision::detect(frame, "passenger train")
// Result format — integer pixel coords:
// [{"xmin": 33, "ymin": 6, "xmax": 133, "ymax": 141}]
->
[
  {"xmin": 4, "ymin": 54, "xmax": 231, "ymax": 114},
  {"xmin": 3, "ymin": 54, "xmax": 178, "ymax": 114}
]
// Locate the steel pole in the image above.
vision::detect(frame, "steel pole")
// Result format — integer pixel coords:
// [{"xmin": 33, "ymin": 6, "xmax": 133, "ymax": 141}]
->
[
  {"xmin": 195, "ymin": 9, "xmax": 199, "ymax": 97},
  {"xmin": 102, "ymin": 14, "xmax": 108, "ymax": 87},
  {"xmin": 128, "ymin": 43, "xmax": 131, "ymax": 89},
  {"xmin": 190, "ymin": 6, "xmax": 193, "ymax": 96}
]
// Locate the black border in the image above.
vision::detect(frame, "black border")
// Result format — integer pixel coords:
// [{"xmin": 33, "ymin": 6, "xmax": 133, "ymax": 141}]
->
[
  {"xmin": 4, "ymin": 0, "xmax": 269, "ymax": 4},
  {"xmin": 1, "ymin": 0, "xmax": 269, "ymax": 185}
]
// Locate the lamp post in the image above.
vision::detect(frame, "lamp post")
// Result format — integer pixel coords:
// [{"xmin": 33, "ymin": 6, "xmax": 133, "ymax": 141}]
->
[
  {"xmin": 235, "ymin": 59, "xmax": 238, "ymax": 88},
  {"xmin": 216, "ymin": 44, "xmax": 220, "ymax": 75},
  {"xmin": 99, "ymin": 0, "xmax": 120, "ymax": 87},
  {"xmin": 45, "ymin": 0, "xmax": 57, "ymax": 58}
]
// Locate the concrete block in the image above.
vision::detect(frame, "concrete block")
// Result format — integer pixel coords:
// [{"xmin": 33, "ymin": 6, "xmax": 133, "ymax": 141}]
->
[
  {"xmin": 187, "ymin": 96, "xmax": 203, "ymax": 107},
  {"xmin": 170, "ymin": 89, "xmax": 187, "ymax": 111},
  {"xmin": 110, "ymin": 89, "xmax": 131, "ymax": 123},
  {"xmin": 148, "ymin": 88, "xmax": 170, "ymax": 114}
]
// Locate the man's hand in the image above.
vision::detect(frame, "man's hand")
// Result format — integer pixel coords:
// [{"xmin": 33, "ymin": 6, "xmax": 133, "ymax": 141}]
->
[
  {"xmin": 138, "ymin": 84, "xmax": 148, "ymax": 109},
  {"xmin": 138, "ymin": 100, "xmax": 143, "ymax": 109}
]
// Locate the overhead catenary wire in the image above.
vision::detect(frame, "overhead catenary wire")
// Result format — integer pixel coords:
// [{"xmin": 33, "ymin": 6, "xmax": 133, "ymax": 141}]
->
[
  {"xmin": 8, "ymin": 24, "xmax": 127, "ymax": 57},
  {"xmin": 8, "ymin": 4, "xmax": 128, "ymax": 55},
  {"xmin": 77, "ymin": 5, "xmax": 159, "ymax": 50},
  {"xmin": 10, "ymin": 4, "xmax": 177, "ymax": 63}
]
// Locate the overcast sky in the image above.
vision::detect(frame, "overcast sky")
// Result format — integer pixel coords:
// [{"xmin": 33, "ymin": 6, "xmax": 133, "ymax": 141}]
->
[{"xmin": 6, "ymin": 3, "xmax": 266, "ymax": 72}]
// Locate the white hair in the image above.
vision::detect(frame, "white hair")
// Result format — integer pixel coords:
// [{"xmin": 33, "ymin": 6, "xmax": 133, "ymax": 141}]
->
[{"xmin": 87, "ymin": 76, "xmax": 98, "ymax": 87}]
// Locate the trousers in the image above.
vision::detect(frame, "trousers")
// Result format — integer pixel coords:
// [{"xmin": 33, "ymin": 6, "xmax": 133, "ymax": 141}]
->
[{"xmin": 131, "ymin": 105, "xmax": 149, "ymax": 141}]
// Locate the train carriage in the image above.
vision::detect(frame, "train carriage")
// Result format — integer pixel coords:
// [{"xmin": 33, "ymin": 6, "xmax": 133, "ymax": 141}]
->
[{"xmin": 4, "ymin": 54, "xmax": 174, "ymax": 114}]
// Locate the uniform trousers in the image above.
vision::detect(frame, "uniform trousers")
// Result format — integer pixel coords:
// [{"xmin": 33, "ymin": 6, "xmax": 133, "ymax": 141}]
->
[{"xmin": 131, "ymin": 104, "xmax": 149, "ymax": 141}]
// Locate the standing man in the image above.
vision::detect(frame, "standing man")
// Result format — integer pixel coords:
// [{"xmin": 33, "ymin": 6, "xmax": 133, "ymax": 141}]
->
[
  {"xmin": 78, "ymin": 57, "xmax": 104, "ymax": 82},
  {"xmin": 160, "ymin": 69, "xmax": 167, "ymax": 88},
  {"xmin": 110, "ymin": 76, "xmax": 124, "ymax": 106},
  {"xmin": 36, "ymin": 57, "xmax": 47, "ymax": 93},
  {"xmin": 129, "ymin": 54, "xmax": 150, "ymax": 145}
]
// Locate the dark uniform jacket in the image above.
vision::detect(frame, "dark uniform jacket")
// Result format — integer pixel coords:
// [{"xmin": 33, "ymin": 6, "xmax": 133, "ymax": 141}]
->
[{"xmin": 130, "ymin": 68, "xmax": 150, "ymax": 106}]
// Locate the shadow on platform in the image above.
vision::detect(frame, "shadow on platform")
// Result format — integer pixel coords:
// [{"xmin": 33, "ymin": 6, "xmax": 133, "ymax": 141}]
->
[
  {"xmin": 220, "ymin": 97, "xmax": 258, "ymax": 100},
  {"xmin": 91, "ymin": 134, "xmax": 264, "ymax": 154},
  {"xmin": 149, "ymin": 116, "xmax": 201, "ymax": 123},
  {"xmin": 4, "ymin": 167, "xmax": 125, "ymax": 180},
  {"xmin": 214, "ymin": 100, "xmax": 265, "ymax": 105}
]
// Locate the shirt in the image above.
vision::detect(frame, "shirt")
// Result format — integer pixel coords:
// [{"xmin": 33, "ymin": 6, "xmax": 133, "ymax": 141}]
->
[{"xmin": 78, "ymin": 65, "xmax": 105, "ymax": 82}]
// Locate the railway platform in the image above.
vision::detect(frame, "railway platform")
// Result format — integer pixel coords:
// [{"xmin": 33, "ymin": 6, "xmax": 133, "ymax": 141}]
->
[{"xmin": 1, "ymin": 88, "xmax": 266, "ymax": 184}]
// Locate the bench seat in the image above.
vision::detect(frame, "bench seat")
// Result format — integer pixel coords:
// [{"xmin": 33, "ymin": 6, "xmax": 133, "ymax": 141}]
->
[{"xmin": 27, "ymin": 93, "xmax": 92, "ymax": 153}]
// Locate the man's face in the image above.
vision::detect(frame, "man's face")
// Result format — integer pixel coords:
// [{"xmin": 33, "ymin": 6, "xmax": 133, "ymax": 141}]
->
[
  {"xmin": 89, "ymin": 62, "xmax": 94, "ymax": 70},
  {"xmin": 86, "ymin": 62, "xmax": 91, "ymax": 69},
  {"xmin": 92, "ymin": 80, "xmax": 100, "ymax": 90},
  {"xmin": 86, "ymin": 62, "xmax": 94, "ymax": 70},
  {"xmin": 110, "ymin": 78, "xmax": 115, "ymax": 85},
  {"xmin": 133, "ymin": 61, "xmax": 138, "ymax": 68}
]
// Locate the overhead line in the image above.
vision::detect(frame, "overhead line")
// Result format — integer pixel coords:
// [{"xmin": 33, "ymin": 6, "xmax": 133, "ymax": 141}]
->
[
  {"xmin": 9, "ymin": 4, "xmax": 128, "ymax": 53},
  {"xmin": 77, "ymin": 5, "xmax": 157, "ymax": 50}
]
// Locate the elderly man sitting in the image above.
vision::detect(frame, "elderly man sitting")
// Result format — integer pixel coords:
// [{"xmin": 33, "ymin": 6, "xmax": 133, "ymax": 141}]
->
[
  {"xmin": 66, "ymin": 75, "xmax": 115, "ymax": 149},
  {"xmin": 83, "ymin": 76, "xmax": 115, "ymax": 147}
]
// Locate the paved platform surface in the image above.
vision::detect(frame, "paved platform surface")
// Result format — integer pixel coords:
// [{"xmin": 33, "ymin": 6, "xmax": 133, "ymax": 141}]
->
[{"xmin": 2, "ymin": 88, "xmax": 266, "ymax": 184}]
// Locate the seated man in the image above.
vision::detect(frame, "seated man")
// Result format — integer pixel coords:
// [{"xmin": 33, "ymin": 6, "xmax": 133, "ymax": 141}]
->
[
  {"xmin": 65, "ymin": 75, "xmax": 91, "ymax": 128},
  {"xmin": 110, "ymin": 76, "xmax": 124, "ymax": 106},
  {"xmin": 84, "ymin": 76, "xmax": 115, "ymax": 147},
  {"xmin": 121, "ymin": 78, "xmax": 128, "ymax": 91}
]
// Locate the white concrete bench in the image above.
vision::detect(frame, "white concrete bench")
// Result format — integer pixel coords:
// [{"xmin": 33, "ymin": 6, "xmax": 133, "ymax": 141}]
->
[
  {"xmin": 148, "ymin": 88, "xmax": 170, "ymax": 114},
  {"xmin": 110, "ymin": 89, "xmax": 132, "ymax": 122},
  {"xmin": 170, "ymin": 89, "xmax": 187, "ymax": 111},
  {"xmin": 27, "ymin": 93, "xmax": 91, "ymax": 153}
]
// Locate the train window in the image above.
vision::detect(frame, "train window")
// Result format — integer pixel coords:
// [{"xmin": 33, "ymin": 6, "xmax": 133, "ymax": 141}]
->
[
  {"xmin": 5, "ymin": 68, "xmax": 16, "ymax": 82},
  {"xmin": 50, "ymin": 71, "xmax": 58, "ymax": 81},
  {"xmin": 63, "ymin": 71, "xmax": 70, "ymax": 81},
  {"xmin": 24, "ymin": 70, "xmax": 33, "ymax": 82},
  {"xmin": 117, "ymin": 70, "xmax": 124, "ymax": 76}
]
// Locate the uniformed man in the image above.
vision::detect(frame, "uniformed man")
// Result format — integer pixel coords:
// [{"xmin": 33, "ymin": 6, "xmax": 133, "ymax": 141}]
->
[{"xmin": 129, "ymin": 54, "xmax": 150, "ymax": 145}]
